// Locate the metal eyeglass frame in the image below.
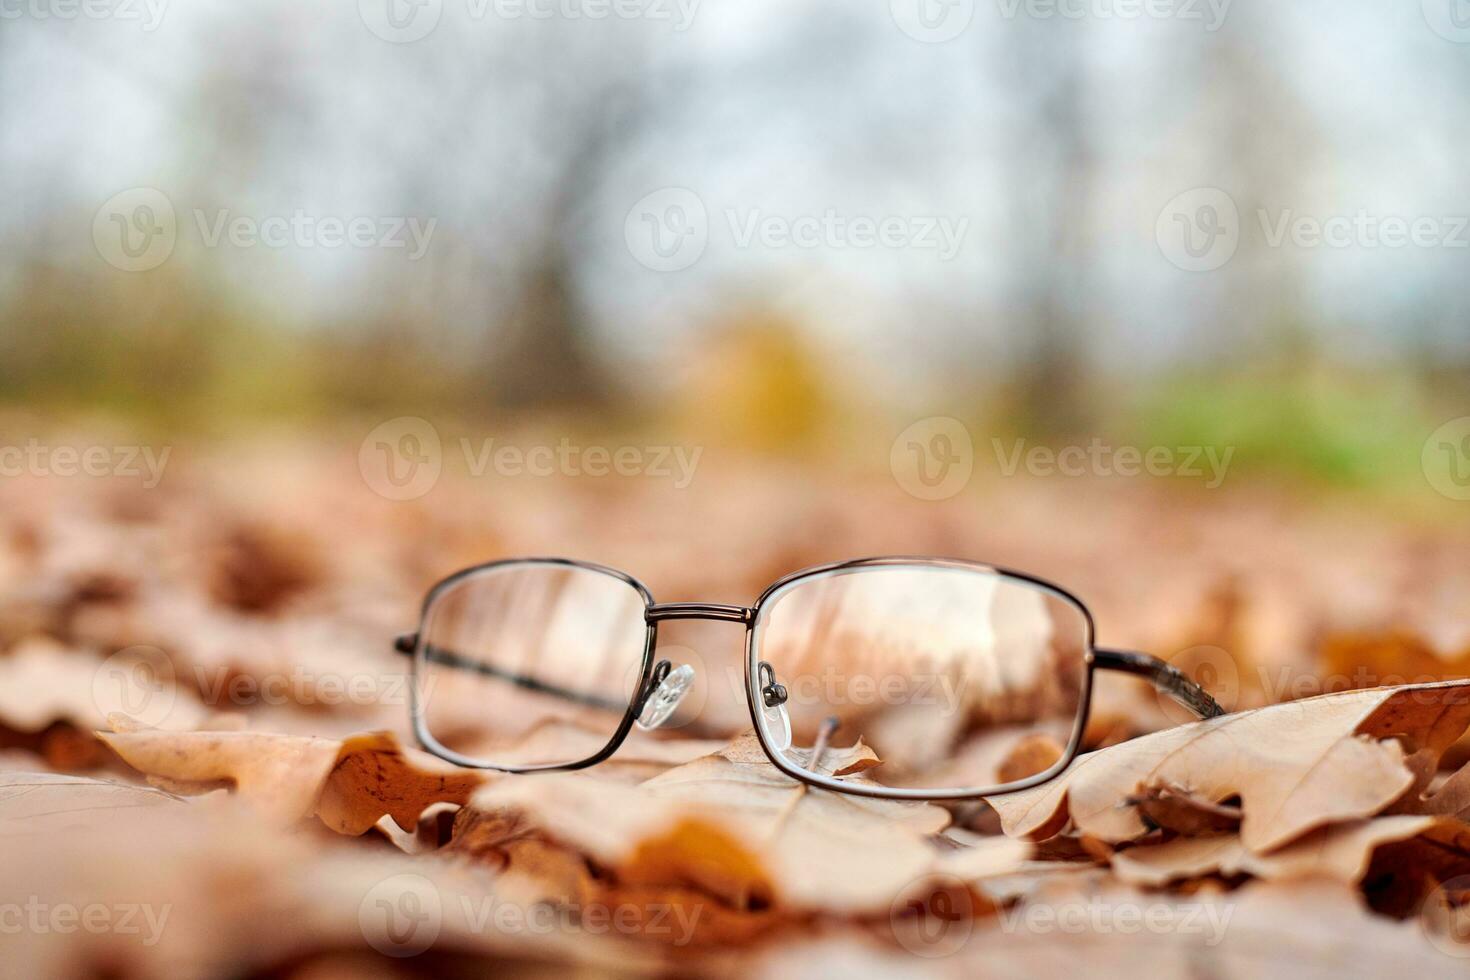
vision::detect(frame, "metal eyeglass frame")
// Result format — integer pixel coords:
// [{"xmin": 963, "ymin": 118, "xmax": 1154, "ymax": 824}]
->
[{"xmin": 396, "ymin": 556, "xmax": 1224, "ymax": 801}]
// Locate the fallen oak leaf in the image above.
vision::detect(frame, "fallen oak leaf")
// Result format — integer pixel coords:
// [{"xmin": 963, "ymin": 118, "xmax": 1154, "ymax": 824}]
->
[
  {"xmin": 98, "ymin": 726, "xmax": 487, "ymax": 831},
  {"xmin": 100, "ymin": 728, "xmax": 334, "ymax": 822},
  {"xmin": 317, "ymin": 732, "xmax": 488, "ymax": 833},
  {"xmin": 988, "ymin": 680, "xmax": 1470, "ymax": 853}
]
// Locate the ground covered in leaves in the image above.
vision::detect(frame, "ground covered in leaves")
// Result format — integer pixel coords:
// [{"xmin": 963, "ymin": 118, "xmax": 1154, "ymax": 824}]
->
[{"xmin": 3, "ymin": 440, "xmax": 1470, "ymax": 978}]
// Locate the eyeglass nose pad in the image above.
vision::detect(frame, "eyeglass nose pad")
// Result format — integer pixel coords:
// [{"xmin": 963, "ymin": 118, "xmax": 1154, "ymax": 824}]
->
[
  {"xmin": 758, "ymin": 661, "xmax": 792, "ymax": 751},
  {"xmin": 636, "ymin": 663, "xmax": 695, "ymax": 730}
]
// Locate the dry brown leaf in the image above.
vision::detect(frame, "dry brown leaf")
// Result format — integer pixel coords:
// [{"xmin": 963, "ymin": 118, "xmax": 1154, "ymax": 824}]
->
[
  {"xmin": 754, "ymin": 877, "xmax": 1454, "ymax": 979},
  {"xmin": 98, "ymin": 726, "xmax": 486, "ymax": 831},
  {"xmin": 463, "ymin": 733, "xmax": 952, "ymax": 918},
  {"xmin": 467, "ymin": 719, "xmax": 729, "ymax": 783},
  {"xmin": 989, "ymin": 681, "xmax": 1470, "ymax": 853},
  {"xmin": 0, "ymin": 792, "xmax": 662, "ymax": 979},
  {"xmin": 934, "ymin": 833, "xmax": 1035, "ymax": 882},
  {"xmin": 0, "ymin": 771, "xmax": 184, "ymax": 835},
  {"xmin": 1422, "ymin": 758, "xmax": 1470, "ymax": 819},
  {"xmin": 1322, "ymin": 629, "xmax": 1470, "ymax": 688},
  {"xmin": 1109, "ymin": 815, "xmax": 1470, "ymax": 887},
  {"xmin": 0, "ymin": 639, "xmax": 207, "ymax": 733}
]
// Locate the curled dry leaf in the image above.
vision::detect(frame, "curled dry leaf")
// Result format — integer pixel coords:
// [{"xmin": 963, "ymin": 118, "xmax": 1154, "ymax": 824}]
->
[
  {"xmin": 988, "ymin": 680, "xmax": 1470, "ymax": 853},
  {"xmin": 98, "ymin": 726, "xmax": 487, "ymax": 832},
  {"xmin": 1109, "ymin": 815, "xmax": 1470, "ymax": 887}
]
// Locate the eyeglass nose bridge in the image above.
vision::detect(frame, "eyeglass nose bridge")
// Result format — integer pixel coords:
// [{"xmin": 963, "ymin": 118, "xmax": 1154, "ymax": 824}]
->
[{"xmin": 645, "ymin": 602, "xmax": 753, "ymax": 625}]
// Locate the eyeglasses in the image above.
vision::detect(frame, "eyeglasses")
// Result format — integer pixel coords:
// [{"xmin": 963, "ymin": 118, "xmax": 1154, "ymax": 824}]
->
[{"xmin": 395, "ymin": 556, "xmax": 1222, "ymax": 801}]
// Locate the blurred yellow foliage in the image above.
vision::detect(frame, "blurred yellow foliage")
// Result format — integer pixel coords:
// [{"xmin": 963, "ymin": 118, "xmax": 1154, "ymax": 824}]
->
[{"xmin": 672, "ymin": 314, "xmax": 836, "ymax": 455}]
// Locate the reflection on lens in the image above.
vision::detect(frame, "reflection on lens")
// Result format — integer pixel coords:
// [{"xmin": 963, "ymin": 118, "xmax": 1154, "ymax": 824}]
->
[
  {"xmin": 751, "ymin": 564, "xmax": 1087, "ymax": 794},
  {"xmin": 414, "ymin": 561, "xmax": 649, "ymax": 768}
]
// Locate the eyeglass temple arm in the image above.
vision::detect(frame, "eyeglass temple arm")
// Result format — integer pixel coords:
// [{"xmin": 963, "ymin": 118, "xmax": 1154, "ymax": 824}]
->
[
  {"xmin": 1093, "ymin": 647, "xmax": 1225, "ymax": 719},
  {"xmin": 394, "ymin": 634, "xmax": 630, "ymax": 713}
]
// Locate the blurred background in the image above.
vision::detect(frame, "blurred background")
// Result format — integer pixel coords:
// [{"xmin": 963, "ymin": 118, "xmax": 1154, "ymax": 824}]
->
[
  {"xmin": 2, "ymin": 0, "xmax": 1470, "ymax": 757},
  {"xmin": 2, "ymin": 0, "xmax": 1467, "ymax": 496}
]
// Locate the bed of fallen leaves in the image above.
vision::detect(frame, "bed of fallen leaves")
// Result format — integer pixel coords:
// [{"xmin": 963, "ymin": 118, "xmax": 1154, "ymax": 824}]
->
[{"xmin": 4, "ymin": 437, "xmax": 1470, "ymax": 978}]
